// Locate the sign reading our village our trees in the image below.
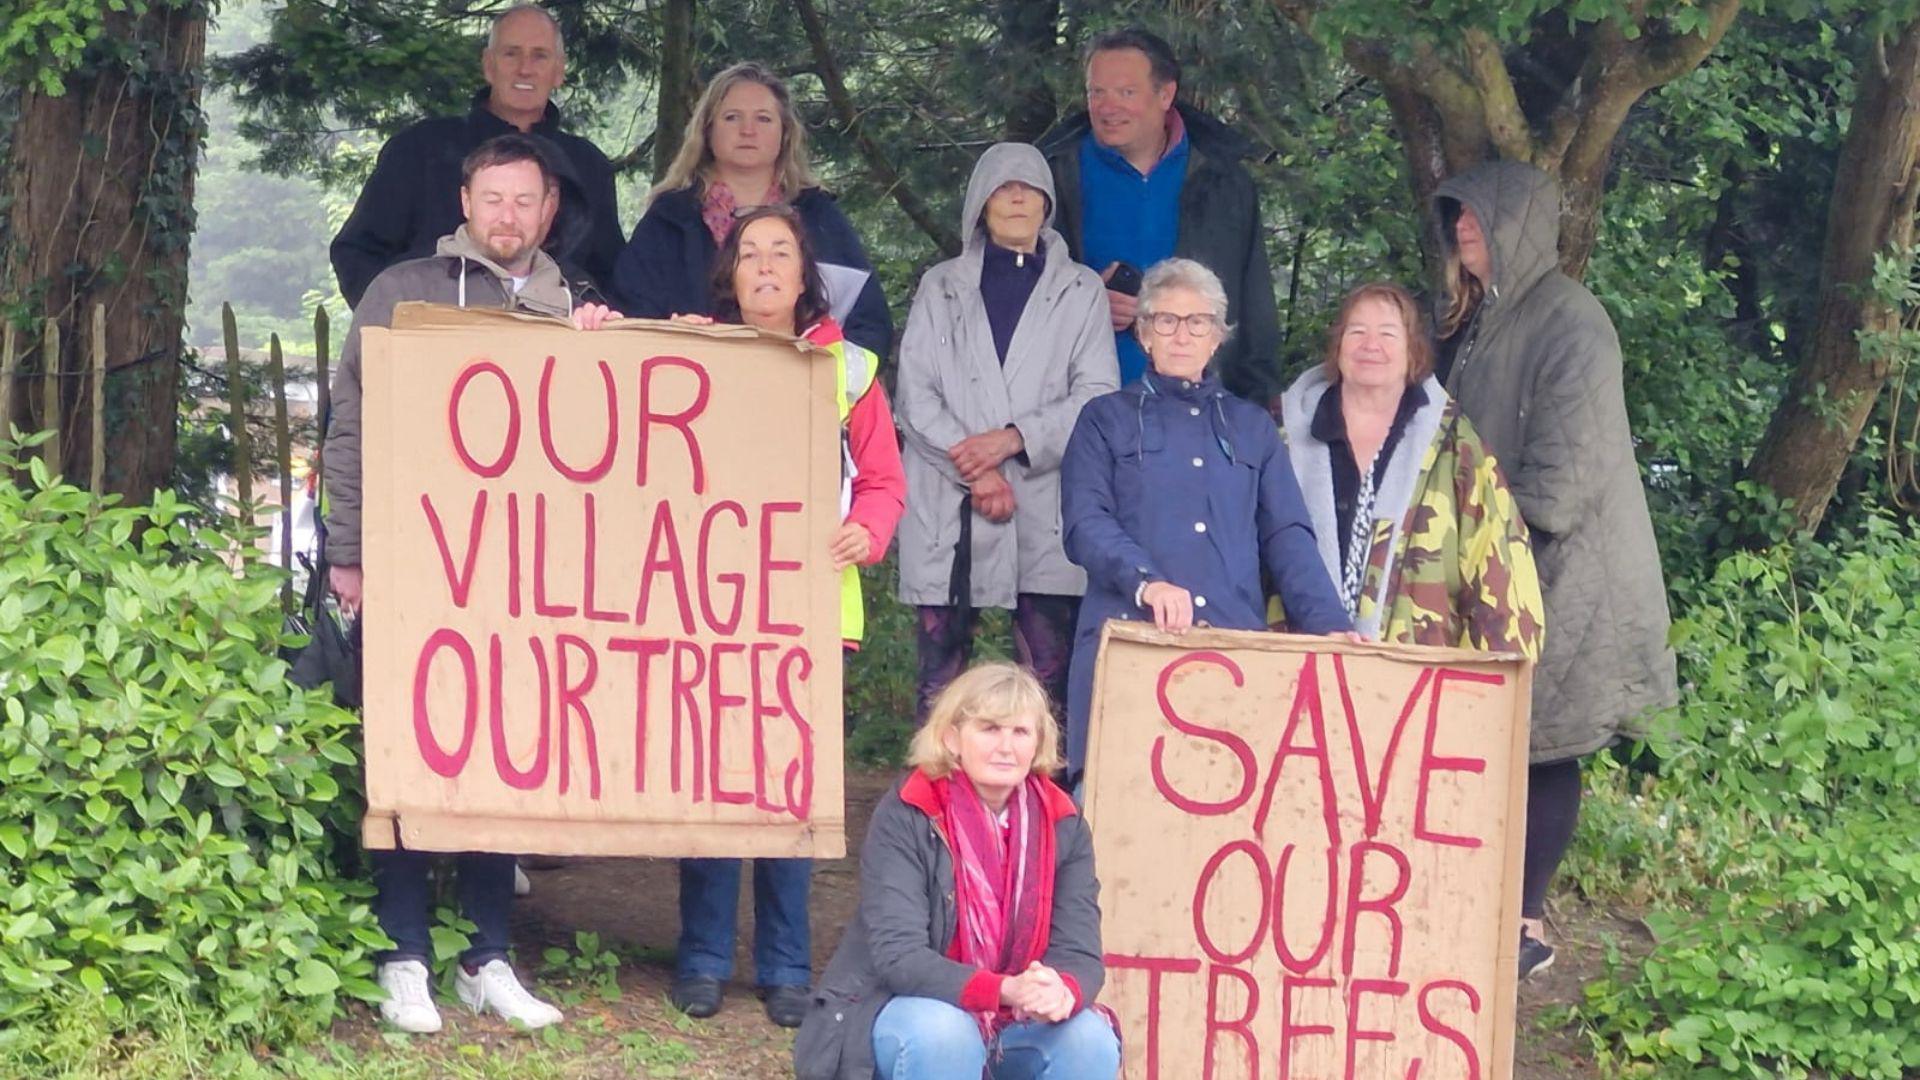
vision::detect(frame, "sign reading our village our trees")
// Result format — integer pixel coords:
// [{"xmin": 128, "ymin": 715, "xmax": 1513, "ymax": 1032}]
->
[
  {"xmin": 1084, "ymin": 624, "xmax": 1532, "ymax": 1080},
  {"xmin": 356, "ymin": 304, "xmax": 846, "ymax": 858}
]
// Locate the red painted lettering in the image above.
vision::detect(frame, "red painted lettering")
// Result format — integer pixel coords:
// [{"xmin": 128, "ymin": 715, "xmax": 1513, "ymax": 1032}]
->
[
  {"xmin": 1254, "ymin": 653, "xmax": 1341, "ymax": 847},
  {"xmin": 1272, "ymin": 843, "xmax": 1338, "ymax": 974},
  {"xmin": 580, "ymin": 493, "xmax": 629, "ymax": 624},
  {"xmin": 1341, "ymin": 841, "xmax": 1412, "ymax": 978},
  {"xmin": 707, "ymin": 642, "xmax": 752, "ymax": 805},
  {"xmin": 635, "ymin": 501, "xmax": 696, "ymax": 633},
  {"xmin": 411, "ymin": 628, "xmax": 477, "ymax": 777},
  {"xmin": 757, "ymin": 502, "xmax": 804, "ymax": 637},
  {"xmin": 532, "ymin": 494, "xmax": 578, "ymax": 618},
  {"xmin": 555, "ymin": 634, "xmax": 601, "ymax": 799},
  {"xmin": 670, "ymin": 641, "xmax": 706, "ymax": 800},
  {"xmin": 1415, "ymin": 668, "xmax": 1500, "ymax": 850},
  {"xmin": 637, "ymin": 355, "xmax": 710, "ymax": 493},
  {"xmin": 420, "ymin": 491, "xmax": 487, "ymax": 608},
  {"xmin": 1342, "ymin": 979, "xmax": 1409, "ymax": 1080},
  {"xmin": 698, "ymin": 501, "xmax": 749, "ymax": 634},
  {"xmin": 1150, "ymin": 651, "xmax": 1256, "ymax": 815},
  {"xmin": 1203, "ymin": 964, "xmax": 1259, "ymax": 1080},
  {"xmin": 608, "ymin": 637, "xmax": 670, "ymax": 793},
  {"xmin": 1335, "ymin": 655, "xmax": 1432, "ymax": 839},
  {"xmin": 1192, "ymin": 840, "xmax": 1270, "ymax": 965},
  {"xmin": 1103, "ymin": 953, "xmax": 1201, "ymax": 1080},
  {"xmin": 1416, "ymin": 979, "xmax": 1484, "ymax": 1080},
  {"xmin": 448, "ymin": 361, "xmax": 520, "ymax": 478},
  {"xmin": 490, "ymin": 634, "xmax": 551, "ymax": 790},
  {"xmin": 1279, "ymin": 975, "xmax": 1336, "ymax": 1080},
  {"xmin": 538, "ymin": 355, "xmax": 618, "ymax": 482},
  {"xmin": 774, "ymin": 646, "xmax": 815, "ymax": 819}
]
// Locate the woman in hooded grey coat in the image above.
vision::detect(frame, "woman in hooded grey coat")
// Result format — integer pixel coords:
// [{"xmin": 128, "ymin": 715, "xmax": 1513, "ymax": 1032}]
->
[
  {"xmin": 894, "ymin": 143, "xmax": 1120, "ymax": 722},
  {"xmin": 1433, "ymin": 160, "xmax": 1678, "ymax": 977}
]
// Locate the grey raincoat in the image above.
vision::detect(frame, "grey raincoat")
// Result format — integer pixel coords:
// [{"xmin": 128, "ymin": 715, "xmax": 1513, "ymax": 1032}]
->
[
  {"xmin": 1434, "ymin": 161, "xmax": 1678, "ymax": 762},
  {"xmin": 894, "ymin": 143, "xmax": 1120, "ymax": 608}
]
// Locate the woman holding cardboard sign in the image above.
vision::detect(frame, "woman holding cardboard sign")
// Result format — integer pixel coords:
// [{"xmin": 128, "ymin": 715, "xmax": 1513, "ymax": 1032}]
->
[
  {"xmin": 1057, "ymin": 258, "xmax": 1356, "ymax": 782},
  {"xmin": 794, "ymin": 662, "xmax": 1120, "ymax": 1080},
  {"xmin": 669, "ymin": 203, "xmax": 905, "ymax": 1027}
]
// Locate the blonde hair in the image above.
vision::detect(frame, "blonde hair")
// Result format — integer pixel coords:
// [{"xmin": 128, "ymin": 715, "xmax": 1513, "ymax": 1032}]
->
[
  {"xmin": 1437, "ymin": 199, "xmax": 1485, "ymax": 338},
  {"xmin": 907, "ymin": 663, "xmax": 1063, "ymax": 779},
  {"xmin": 650, "ymin": 62, "xmax": 820, "ymax": 201}
]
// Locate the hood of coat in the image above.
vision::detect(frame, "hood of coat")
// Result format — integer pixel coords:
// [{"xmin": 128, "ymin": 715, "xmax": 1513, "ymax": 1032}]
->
[
  {"xmin": 960, "ymin": 142, "xmax": 1059, "ymax": 256},
  {"xmin": 434, "ymin": 226, "xmax": 574, "ymax": 316},
  {"xmin": 1433, "ymin": 160, "xmax": 1562, "ymax": 313}
]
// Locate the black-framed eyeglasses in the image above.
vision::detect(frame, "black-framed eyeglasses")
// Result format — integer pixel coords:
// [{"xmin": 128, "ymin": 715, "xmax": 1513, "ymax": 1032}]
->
[{"xmin": 1144, "ymin": 312, "xmax": 1222, "ymax": 337}]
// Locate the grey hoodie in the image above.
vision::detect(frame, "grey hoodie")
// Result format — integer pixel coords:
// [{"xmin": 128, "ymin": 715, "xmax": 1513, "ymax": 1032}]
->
[
  {"xmin": 321, "ymin": 227, "xmax": 578, "ymax": 567},
  {"xmin": 893, "ymin": 143, "xmax": 1120, "ymax": 608},
  {"xmin": 1434, "ymin": 161, "xmax": 1677, "ymax": 761}
]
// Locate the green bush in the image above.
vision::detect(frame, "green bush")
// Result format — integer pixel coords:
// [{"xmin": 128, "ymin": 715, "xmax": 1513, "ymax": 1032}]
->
[
  {"xmin": 0, "ymin": 445, "xmax": 380, "ymax": 1059},
  {"xmin": 1578, "ymin": 516, "xmax": 1920, "ymax": 1078}
]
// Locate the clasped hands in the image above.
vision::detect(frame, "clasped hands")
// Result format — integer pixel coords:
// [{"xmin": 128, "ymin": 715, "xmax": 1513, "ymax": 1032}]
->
[
  {"xmin": 950, "ymin": 428, "xmax": 1024, "ymax": 524},
  {"xmin": 998, "ymin": 960, "xmax": 1074, "ymax": 1024}
]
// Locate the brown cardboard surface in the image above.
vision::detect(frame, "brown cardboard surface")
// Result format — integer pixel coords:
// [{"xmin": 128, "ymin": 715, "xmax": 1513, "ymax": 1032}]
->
[
  {"xmin": 358, "ymin": 304, "xmax": 845, "ymax": 858},
  {"xmin": 1083, "ymin": 622, "xmax": 1531, "ymax": 1080}
]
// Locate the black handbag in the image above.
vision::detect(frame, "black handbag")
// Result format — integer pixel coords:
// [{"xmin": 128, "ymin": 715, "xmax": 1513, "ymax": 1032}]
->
[{"xmin": 285, "ymin": 552, "xmax": 363, "ymax": 709}]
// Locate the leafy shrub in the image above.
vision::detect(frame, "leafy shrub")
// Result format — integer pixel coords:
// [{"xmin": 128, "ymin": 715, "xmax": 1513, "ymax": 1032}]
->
[
  {"xmin": 1578, "ymin": 516, "xmax": 1920, "ymax": 1078},
  {"xmin": 0, "ymin": 446, "xmax": 379, "ymax": 1057}
]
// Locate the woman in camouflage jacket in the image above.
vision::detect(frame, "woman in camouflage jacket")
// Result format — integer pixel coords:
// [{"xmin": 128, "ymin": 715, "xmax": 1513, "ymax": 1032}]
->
[{"xmin": 1277, "ymin": 280, "xmax": 1543, "ymax": 657}]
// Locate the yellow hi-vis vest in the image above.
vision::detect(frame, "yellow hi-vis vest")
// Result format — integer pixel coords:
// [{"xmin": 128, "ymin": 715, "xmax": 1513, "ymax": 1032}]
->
[{"xmin": 828, "ymin": 335, "xmax": 879, "ymax": 643}]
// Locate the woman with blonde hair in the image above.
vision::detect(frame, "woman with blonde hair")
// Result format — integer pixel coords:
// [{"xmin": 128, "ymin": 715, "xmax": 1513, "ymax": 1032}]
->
[
  {"xmin": 794, "ymin": 663, "xmax": 1119, "ymax": 1080},
  {"xmin": 612, "ymin": 61, "xmax": 892, "ymax": 357}
]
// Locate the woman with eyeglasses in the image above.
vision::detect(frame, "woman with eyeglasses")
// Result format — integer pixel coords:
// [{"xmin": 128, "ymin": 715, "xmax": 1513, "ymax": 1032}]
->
[{"xmin": 1057, "ymin": 258, "xmax": 1355, "ymax": 780}]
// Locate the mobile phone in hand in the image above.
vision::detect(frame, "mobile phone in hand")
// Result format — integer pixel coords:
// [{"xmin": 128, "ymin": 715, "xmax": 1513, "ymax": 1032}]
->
[{"xmin": 1106, "ymin": 261, "xmax": 1144, "ymax": 296}]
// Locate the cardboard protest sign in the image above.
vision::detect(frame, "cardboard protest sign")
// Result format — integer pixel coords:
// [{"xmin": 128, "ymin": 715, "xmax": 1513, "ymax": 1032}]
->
[
  {"xmin": 1083, "ymin": 623, "xmax": 1531, "ymax": 1080},
  {"xmin": 356, "ymin": 304, "xmax": 845, "ymax": 859}
]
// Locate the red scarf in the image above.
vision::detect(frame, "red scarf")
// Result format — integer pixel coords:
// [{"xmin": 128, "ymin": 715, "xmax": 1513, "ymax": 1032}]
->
[
  {"xmin": 701, "ymin": 179, "xmax": 786, "ymax": 245},
  {"xmin": 932, "ymin": 771, "xmax": 1055, "ymax": 1041}
]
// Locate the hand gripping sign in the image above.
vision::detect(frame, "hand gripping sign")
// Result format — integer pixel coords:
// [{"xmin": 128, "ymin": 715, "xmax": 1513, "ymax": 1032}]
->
[
  {"xmin": 1083, "ymin": 623, "xmax": 1532, "ymax": 1080},
  {"xmin": 356, "ymin": 304, "xmax": 845, "ymax": 859}
]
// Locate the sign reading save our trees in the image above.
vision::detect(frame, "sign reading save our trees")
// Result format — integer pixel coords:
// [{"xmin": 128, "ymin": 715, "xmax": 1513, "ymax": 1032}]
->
[
  {"xmin": 356, "ymin": 304, "xmax": 846, "ymax": 858},
  {"xmin": 1084, "ymin": 624, "xmax": 1532, "ymax": 1080}
]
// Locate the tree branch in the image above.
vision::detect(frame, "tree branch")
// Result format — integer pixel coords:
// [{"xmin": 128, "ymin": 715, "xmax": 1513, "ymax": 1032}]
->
[
  {"xmin": 1461, "ymin": 28, "xmax": 1536, "ymax": 162},
  {"xmin": 1635, "ymin": 0, "xmax": 1744, "ymax": 86},
  {"xmin": 792, "ymin": 0, "xmax": 961, "ymax": 255}
]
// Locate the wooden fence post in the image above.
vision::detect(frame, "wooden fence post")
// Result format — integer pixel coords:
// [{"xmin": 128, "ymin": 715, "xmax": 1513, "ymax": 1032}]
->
[
  {"xmin": 270, "ymin": 333, "xmax": 293, "ymax": 610},
  {"xmin": 0, "ymin": 322, "xmax": 15, "ymax": 444},
  {"xmin": 90, "ymin": 305, "xmax": 106, "ymax": 496},
  {"xmin": 222, "ymin": 302, "xmax": 251, "ymax": 509},
  {"xmin": 41, "ymin": 319, "xmax": 61, "ymax": 476}
]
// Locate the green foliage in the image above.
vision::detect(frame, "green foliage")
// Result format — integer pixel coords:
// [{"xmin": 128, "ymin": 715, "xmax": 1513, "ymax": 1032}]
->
[
  {"xmin": 0, "ymin": 436, "xmax": 379, "ymax": 1057},
  {"xmin": 0, "ymin": 0, "xmax": 197, "ymax": 95},
  {"xmin": 1575, "ymin": 518, "xmax": 1920, "ymax": 1078}
]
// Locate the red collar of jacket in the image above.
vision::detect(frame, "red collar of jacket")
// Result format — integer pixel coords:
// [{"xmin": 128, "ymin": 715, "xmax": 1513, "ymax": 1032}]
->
[{"xmin": 899, "ymin": 767, "xmax": 1078, "ymax": 829}]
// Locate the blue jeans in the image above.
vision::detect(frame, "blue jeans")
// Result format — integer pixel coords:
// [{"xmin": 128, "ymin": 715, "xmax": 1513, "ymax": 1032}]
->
[
  {"xmin": 371, "ymin": 849, "xmax": 513, "ymax": 966},
  {"xmin": 676, "ymin": 857, "xmax": 812, "ymax": 986},
  {"xmin": 872, "ymin": 996, "xmax": 1120, "ymax": 1079}
]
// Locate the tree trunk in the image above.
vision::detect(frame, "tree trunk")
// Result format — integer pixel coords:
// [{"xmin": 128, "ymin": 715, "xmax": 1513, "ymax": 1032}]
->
[
  {"xmin": 792, "ymin": 0, "xmax": 961, "ymax": 255},
  {"xmin": 994, "ymin": 0, "xmax": 1060, "ymax": 143},
  {"xmin": 1745, "ymin": 21, "xmax": 1920, "ymax": 534},
  {"xmin": 1, "ymin": 3, "xmax": 207, "ymax": 501},
  {"xmin": 652, "ymin": 0, "xmax": 697, "ymax": 183}
]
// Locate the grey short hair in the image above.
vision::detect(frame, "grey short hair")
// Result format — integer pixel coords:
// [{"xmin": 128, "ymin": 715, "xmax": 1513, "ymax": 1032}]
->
[
  {"xmin": 1137, "ymin": 257, "xmax": 1236, "ymax": 343},
  {"xmin": 487, "ymin": 4, "xmax": 565, "ymax": 61}
]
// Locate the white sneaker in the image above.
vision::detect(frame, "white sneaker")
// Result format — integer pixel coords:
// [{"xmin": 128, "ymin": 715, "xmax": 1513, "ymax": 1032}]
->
[
  {"xmin": 513, "ymin": 863, "xmax": 532, "ymax": 897},
  {"xmin": 377, "ymin": 959, "xmax": 443, "ymax": 1034},
  {"xmin": 456, "ymin": 958, "xmax": 564, "ymax": 1030}
]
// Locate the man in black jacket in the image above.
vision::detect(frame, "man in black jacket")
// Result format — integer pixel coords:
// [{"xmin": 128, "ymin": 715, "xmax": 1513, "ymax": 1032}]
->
[
  {"xmin": 1038, "ymin": 27, "xmax": 1283, "ymax": 409},
  {"xmin": 329, "ymin": 4, "xmax": 623, "ymax": 306}
]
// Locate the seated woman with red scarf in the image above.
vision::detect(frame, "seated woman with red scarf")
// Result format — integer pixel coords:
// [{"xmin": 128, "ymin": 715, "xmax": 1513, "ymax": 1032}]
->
[{"xmin": 794, "ymin": 663, "xmax": 1119, "ymax": 1079}]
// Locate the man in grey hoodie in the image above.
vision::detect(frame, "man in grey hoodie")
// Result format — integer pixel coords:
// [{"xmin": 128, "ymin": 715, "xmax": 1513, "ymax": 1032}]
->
[{"xmin": 319, "ymin": 131, "xmax": 616, "ymax": 1036}]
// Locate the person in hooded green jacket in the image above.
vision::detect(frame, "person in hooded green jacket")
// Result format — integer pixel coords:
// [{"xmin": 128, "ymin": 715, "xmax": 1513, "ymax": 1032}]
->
[{"xmin": 1432, "ymin": 160, "xmax": 1678, "ymax": 981}]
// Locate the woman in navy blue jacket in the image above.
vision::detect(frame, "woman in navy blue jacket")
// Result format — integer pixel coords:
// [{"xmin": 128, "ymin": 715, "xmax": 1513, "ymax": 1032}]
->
[
  {"xmin": 612, "ymin": 62, "xmax": 892, "ymax": 359},
  {"xmin": 1060, "ymin": 258, "xmax": 1354, "ymax": 776}
]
